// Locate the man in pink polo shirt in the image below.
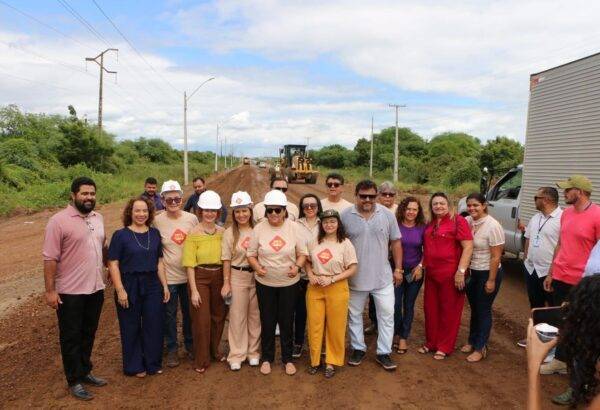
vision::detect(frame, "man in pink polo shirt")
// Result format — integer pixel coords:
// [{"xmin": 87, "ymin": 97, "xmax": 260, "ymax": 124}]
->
[
  {"xmin": 43, "ymin": 177, "xmax": 108, "ymax": 401},
  {"xmin": 541, "ymin": 175, "xmax": 600, "ymax": 405}
]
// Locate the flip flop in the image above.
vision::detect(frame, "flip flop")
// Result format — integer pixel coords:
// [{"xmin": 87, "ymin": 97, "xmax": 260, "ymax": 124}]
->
[
  {"xmin": 396, "ymin": 348, "xmax": 408, "ymax": 355},
  {"xmin": 417, "ymin": 346, "xmax": 430, "ymax": 354},
  {"xmin": 433, "ymin": 351, "xmax": 447, "ymax": 360}
]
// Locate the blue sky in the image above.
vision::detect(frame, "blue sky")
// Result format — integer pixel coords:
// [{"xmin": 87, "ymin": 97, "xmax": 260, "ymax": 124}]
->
[{"xmin": 2, "ymin": 0, "xmax": 600, "ymax": 156}]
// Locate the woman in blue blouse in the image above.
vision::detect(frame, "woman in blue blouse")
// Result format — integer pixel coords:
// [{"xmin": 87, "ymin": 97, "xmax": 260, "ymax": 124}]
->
[{"xmin": 108, "ymin": 197, "xmax": 170, "ymax": 377}]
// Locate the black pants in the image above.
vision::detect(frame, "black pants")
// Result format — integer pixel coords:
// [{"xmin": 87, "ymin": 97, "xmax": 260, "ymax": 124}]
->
[
  {"xmin": 293, "ymin": 279, "xmax": 308, "ymax": 346},
  {"xmin": 524, "ymin": 267, "xmax": 552, "ymax": 308},
  {"xmin": 56, "ymin": 290, "xmax": 104, "ymax": 385},
  {"xmin": 256, "ymin": 281, "xmax": 299, "ymax": 363},
  {"xmin": 551, "ymin": 279, "xmax": 573, "ymax": 362}
]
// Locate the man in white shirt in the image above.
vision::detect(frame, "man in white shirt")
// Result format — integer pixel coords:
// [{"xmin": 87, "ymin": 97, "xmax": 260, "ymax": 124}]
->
[
  {"xmin": 321, "ymin": 173, "xmax": 353, "ymax": 213},
  {"xmin": 518, "ymin": 187, "xmax": 561, "ymax": 347}
]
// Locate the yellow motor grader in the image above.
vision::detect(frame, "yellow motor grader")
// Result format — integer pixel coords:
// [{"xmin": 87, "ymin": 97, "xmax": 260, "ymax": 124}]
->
[{"xmin": 269, "ymin": 144, "xmax": 318, "ymax": 184}]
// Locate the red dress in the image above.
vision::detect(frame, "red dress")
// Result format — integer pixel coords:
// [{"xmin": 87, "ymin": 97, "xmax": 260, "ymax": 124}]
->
[{"xmin": 423, "ymin": 214, "xmax": 473, "ymax": 354}]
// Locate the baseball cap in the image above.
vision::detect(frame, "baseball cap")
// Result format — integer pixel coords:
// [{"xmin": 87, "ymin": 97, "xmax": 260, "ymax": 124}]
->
[
  {"xmin": 556, "ymin": 175, "xmax": 593, "ymax": 193},
  {"xmin": 319, "ymin": 209, "xmax": 341, "ymax": 219}
]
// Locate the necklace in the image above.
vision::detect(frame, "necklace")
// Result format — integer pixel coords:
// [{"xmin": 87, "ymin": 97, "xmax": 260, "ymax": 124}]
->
[
  {"xmin": 131, "ymin": 228, "xmax": 150, "ymax": 250},
  {"xmin": 203, "ymin": 225, "xmax": 217, "ymax": 235}
]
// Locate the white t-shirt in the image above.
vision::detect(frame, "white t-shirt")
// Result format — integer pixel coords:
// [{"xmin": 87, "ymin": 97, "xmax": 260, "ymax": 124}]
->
[
  {"xmin": 466, "ymin": 215, "xmax": 505, "ymax": 271},
  {"xmin": 524, "ymin": 207, "xmax": 562, "ymax": 278},
  {"xmin": 320, "ymin": 197, "xmax": 353, "ymax": 213}
]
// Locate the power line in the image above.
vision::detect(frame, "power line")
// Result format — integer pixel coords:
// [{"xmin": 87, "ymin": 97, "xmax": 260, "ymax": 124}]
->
[
  {"xmin": 0, "ymin": 68, "xmax": 75, "ymax": 92},
  {"xmin": 56, "ymin": 0, "xmax": 111, "ymax": 48},
  {"xmin": 91, "ymin": 0, "xmax": 181, "ymax": 94}
]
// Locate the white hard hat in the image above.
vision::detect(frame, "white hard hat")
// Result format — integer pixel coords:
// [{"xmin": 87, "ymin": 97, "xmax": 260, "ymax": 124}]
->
[
  {"xmin": 160, "ymin": 180, "xmax": 183, "ymax": 196},
  {"xmin": 230, "ymin": 191, "xmax": 252, "ymax": 208},
  {"xmin": 198, "ymin": 190, "xmax": 222, "ymax": 210},
  {"xmin": 264, "ymin": 189, "xmax": 287, "ymax": 207}
]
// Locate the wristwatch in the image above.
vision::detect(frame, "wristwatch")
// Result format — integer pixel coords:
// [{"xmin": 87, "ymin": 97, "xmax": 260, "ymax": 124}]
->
[{"xmin": 394, "ymin": 267, "xmax": 402, "ymax": 273}]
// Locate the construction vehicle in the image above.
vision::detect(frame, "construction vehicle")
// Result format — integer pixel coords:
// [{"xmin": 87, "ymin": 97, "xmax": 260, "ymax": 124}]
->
[
  {"xmin": 243, "ymin": 157, "xmax": 250, "ymax": 165},
  {"xmin": 270, "ymin": 144, "xmax": 318, "ymax": 184}
]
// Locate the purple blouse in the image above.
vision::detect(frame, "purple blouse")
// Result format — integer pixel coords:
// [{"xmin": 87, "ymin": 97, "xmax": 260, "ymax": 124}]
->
[{"xmin": 399, "ymin": 223, "xmax": 426, "ymax": 270}]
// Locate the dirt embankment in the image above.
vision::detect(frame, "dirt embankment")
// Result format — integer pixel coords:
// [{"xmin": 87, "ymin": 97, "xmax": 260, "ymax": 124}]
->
[{"xmin": 0, "ymin": 166, "xmax": 566, "ymax": 408}]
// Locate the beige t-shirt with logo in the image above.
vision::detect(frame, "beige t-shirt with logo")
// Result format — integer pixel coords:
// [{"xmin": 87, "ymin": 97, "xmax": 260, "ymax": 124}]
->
[
  {"xmin": 253, "ymin": 201, "xmax": 299, "ymax": 224},
  {"xmin": 153, "ymin": 211, "xmax": 199, "ymax": 284},
  {"xmin": 296, "ymin": 218, "xmax": 319, "ymax": 279},
  {"xmin": 466, "ymin": 215, "xmax": 505, "ymax": 271},
  {"xmin": 308, "ymin": 238, "xmax": 358, "ymax": 277},
  {"xmin": 221, "ymin": 226, "xmax": 253, "ymax": 267},
  {"xmin": 247, "ymin": 219, "xmax": 308, "ymax": 287},
  {"xmin": 320, "ymin": 197, "xmax": 353, "ymax": 213}
]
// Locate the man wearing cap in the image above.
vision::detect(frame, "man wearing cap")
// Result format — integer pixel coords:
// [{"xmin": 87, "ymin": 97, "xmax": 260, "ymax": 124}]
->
[
  {"xmin": 153, "ymin": 180, "xmax": 199, "ymax": 367},
  {"xmin": 183, "ymin": 176, "xmax": 228, "ymax": 226},
  {"xmin": 253, "ymin": 177, "xmax": 299, "ymax": 224},
  {"xmin": 541, "ymin": 175, "xmax": 600, "ymax": 404}
]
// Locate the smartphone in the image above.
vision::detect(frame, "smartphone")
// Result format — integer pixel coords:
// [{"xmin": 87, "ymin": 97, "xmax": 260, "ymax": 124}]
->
[{"xmin": 531, "ymin": 306, "xmax": 565, "ymax": 329}]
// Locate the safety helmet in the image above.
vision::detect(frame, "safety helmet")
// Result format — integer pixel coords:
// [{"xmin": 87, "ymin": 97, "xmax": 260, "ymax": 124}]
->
[
  {"xmin": 198, "ymin": 190, "xmax": 222, "ymax": 210},
  {"xmin": 160, "ymin": 180, "xmax": 183, "ymax": 196},
  {"xmin": 263, "ymin": 189, "xmax": 287, "ymax": 207},
  {"xmin": 230, "ymin": 191, "xmax": 253, "ymax": 208}
]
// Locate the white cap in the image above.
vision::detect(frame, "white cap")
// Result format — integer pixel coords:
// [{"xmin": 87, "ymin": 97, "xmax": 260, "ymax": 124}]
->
[
  {"xmin": 160, "ymin": 180, "xmax": 183, "ymax": 195},
  {"xmin": 264, "ymin": 190, "xmax": 287, "ymax": 207},
  {"xmin": 230, "ymin": 191, "xmax": 252, "ymax": 208},
  {"xmin": 198, "ymin": 190, "xmax": 222, "ymax": 210}
]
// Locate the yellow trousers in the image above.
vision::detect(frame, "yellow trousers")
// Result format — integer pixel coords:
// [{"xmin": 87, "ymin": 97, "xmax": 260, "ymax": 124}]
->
[{"xmin": 306, "ymin": 279, "xmax": 349, "ymax": 367}]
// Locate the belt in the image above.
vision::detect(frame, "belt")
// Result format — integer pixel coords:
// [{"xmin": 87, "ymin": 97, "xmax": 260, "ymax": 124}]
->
[
  {"xmin": 232, "ymin": 265, "xmax": 253, "ymax": 272},
  {"xmin": 195, "ymin": 264, "xmax": 222, "ymax": 271}
]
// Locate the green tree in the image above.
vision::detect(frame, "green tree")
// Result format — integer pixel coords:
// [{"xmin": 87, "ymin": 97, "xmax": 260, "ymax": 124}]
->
[
  {"xmin": 312, "ymin": 144, "xmax": 356, "ymax": 168},
  {"xmin": 479, "ymin": 136, "xmax": 524, "ymax": 179}
]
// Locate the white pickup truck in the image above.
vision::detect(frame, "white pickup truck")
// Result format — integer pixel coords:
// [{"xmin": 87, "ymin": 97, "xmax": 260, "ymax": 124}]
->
[{"xmin": 459, "ymin": 52, "xmax": 600, "ymax": 256}]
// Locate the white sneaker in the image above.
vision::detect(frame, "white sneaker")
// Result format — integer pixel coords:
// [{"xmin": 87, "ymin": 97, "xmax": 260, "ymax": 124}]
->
[
  {"xmin": 540, "ymin": 359, "xmax": 567, "ymax": 375},
  {"xmin": 248, "ymin": 358, "xmax": 260, "ymax": 366},
  {"xmin": 230, "ymin": 362, "xmax": 241, "ymax": 371}
]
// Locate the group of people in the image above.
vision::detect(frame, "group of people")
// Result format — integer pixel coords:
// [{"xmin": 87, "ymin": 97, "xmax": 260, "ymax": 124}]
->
[{"xmin": 42, "ymin": 171, "xmax": 599, "ymax": 407}]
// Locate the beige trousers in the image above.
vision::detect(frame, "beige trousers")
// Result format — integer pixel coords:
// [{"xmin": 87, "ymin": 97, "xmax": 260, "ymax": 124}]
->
[{"xmin": 227, "ymin": 268, "xmax": 261, "ymax": 364}]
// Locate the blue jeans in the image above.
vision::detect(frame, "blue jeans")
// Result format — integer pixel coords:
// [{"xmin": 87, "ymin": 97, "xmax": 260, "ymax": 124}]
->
[
  {"xmin": 164, "ymin": 283, "xmax": 193, "ymax": 353},
  {"xmin": 466, "ymin": 268, "xmax": 503, "ymax": 350},
  {"xmin": 394, "ymin": 269, "xmax": 423, "ymax": 339}
]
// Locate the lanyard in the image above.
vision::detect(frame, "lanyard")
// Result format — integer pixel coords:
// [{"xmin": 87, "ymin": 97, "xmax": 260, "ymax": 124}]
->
[{"xmin": 537, "ymin": 214, "xmax": 552, "ymax": 235}]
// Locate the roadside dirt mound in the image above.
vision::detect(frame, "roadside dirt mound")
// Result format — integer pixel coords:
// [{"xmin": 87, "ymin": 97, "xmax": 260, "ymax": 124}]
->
[{"xmin": 0, "ymin": 166, "xmax": 566, "ymax": 408}]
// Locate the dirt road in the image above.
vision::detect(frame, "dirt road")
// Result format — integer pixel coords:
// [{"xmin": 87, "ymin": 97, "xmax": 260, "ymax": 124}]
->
[{"xmin": 0, "ymin": 166, "xmax": 565, "ymax": 408}]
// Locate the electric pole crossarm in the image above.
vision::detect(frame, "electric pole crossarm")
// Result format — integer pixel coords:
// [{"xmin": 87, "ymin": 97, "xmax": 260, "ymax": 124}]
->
[{"xmin": 85, "ymin": 48, "xmax": 118, "ymax": 137}]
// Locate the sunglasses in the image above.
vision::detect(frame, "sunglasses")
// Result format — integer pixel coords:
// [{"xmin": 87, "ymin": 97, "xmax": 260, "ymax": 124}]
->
[
  {"xmin": 164, "ymin": 197, "xmax": 182, "ymax": 205},
  {"xmin": 380, "ymin": 192, "xmax": 396, "ymax": 198},
  {"xmin": 326, "ymin": 182, "xmax": 341, "ymax": 188},
  {"xmin": 274, "ymin": 187, "xmax": 288, "ymax": 193},
  {"xmin": 358, "ymin": 194, "xmax": 377, "ymax": 201},
  {"xmin": 302, "ymin": 203, "xmax": 318, "ymax": 210},
  {"xmin": 266, "ymin": 207, "xmax": 284, "ymax": 214},
  {"xmin": 533, "ymin": 196, "xmax": 546, "ymax": 201}
]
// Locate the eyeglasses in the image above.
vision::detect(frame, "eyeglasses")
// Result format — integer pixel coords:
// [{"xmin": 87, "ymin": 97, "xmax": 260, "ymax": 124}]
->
[
  {"xmin": 358, "ymin": 194, "xmax": 377, "ymax": 201},
  {"xmin": 380, "ymin": 192, "xmax": 396, "ymax": 198},
  {"xmin": 302, "ymin": 203, "xmax": 318, "ymax": 210},
  {"xmin": 274, "ymin": 187, "xmax": 288, "ymax": 193},
  {"xmin": 164, "ymin": 197, "xmax": 182, "ymax": 205},
  {"xmin": 326, "ymin": 182, "xmax": 341, "ymax": 188},
  {"xmin": 266, "ymin": 207, "xmax": 284, "ymax": 214}
]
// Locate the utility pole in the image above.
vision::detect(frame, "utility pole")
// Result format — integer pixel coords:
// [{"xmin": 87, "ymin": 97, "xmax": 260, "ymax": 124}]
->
[
  {"xmin": 389, "ymin": 104, "xmax": 406, "ymax": 183},
  {"xmin": 182, "ymin": 77, "xmax": 214, "ymax": 185},
  {"xmin": 224, "ymin": 134, "xmax": 227, "ymax": 169},
  {"xmin": 369, "ymin": 115, "xmax": 374, "ymax": 178},
  {"xmin": 86, "ymin": 48, "xmax": 118, "ymax": 137},
  {"xmin": 214, "ymin": 124, "xmax": 219, "ymax": 172}
]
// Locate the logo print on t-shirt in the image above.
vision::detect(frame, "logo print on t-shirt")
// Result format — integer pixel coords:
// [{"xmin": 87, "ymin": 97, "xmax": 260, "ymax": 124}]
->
[
  {"xmin": 269, "ymin": 235, "xmax": 286, "ymax": 252},
  {"xmin": 317, "ymin": 248, "xmax": 333, "ymax": 265},
  {"xmin": 241, "ymin": 236, "xmax": 250, "ymax": 250},
  {"xmin": 171, "ymin": 229, "xmax": 187, "ymax": 245}
]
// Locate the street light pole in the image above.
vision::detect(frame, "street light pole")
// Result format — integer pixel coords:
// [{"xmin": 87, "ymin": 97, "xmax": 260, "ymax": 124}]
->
[
  {"xmin": 214, "ymin": 124, "xmax": 219, "ymax": 172},
  {"xmin": 183, "ymin": 77, "xmax": 215, "ymax": 185},
  {"xmin": 369, "ymin": 115, "xmax": 374, "ymax": 178},
  {"xmin": 389, "ymin": 104, "xmax": 406, "ymax": 183}
]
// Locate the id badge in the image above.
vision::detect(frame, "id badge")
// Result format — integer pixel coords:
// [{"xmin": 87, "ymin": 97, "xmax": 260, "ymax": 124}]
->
[{"xmin": 533, "ymin": 235, "xmax": 541, "ymax": 248}]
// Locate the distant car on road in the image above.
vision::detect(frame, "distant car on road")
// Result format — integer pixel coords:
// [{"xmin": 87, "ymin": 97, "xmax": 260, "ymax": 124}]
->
[{"xmin": 258, "ymin": 161, "xmax": 267, "ymax": 168}]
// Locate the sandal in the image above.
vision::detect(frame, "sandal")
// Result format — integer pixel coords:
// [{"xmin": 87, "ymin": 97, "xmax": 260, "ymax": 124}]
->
[
  {"xmin": 396, "ymin": 348, "xmax": 408, "ymax": 355},
  {"xmin": 285, "ymin": 362, "xmax": 297, "ymax": 376},
  {"xmin": 460, "ymin": 344, "xmax": 474, "ymax": 354},
  {"xmin": 307, "ymin": 365, "xmax": 320, "ymax": 375},
  {"xmin": 260, "ymin": 362, "xmax": 271, "ymax": 375},
  {"xmin": 433, "ymin": 351, "xmax": 447, "ymax": 360},
  {"xmin": 417, "ymin": 346, "xmax": 430, "ymax": 354},
  {"xmin": 135, "ymin": 372, "xmax": 147, "ymax": 378},
  {"xmin": 194, "ymin": 367, "xmax": 206, "ymax": 374},
  {"xmin": 324, "ymin": 366, "xmax": 335, "ymax": 379},
  {"xmin": 466, "ymin": 347, "xmax": 487, "ymax": 363}
]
